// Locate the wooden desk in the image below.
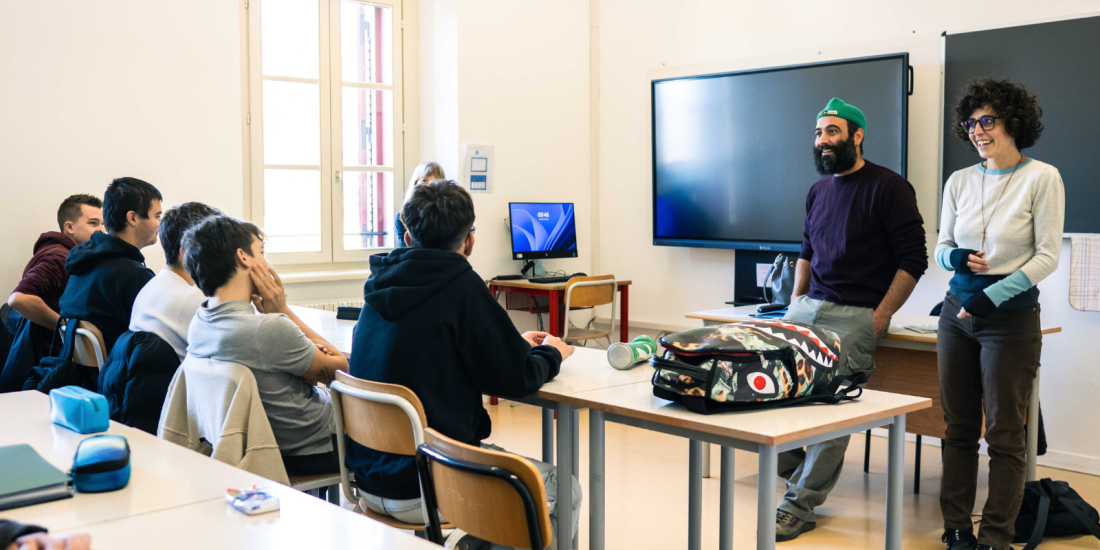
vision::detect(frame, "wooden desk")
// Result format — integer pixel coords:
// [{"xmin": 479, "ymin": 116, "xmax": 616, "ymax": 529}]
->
[
  {"xmin": 0, "ymin": 391, "xmax": 437, "ymax": 550},
  {"xmin": 686, "ymin": 306, "xmax": 1062, "ymax": 482},
  {"xmin": 488, "ymin": 278, "xmax": 633, "ymax": 342},
  {"xmin": 561, "ymin": 383, "xmax": 929, "ymax": 550}
]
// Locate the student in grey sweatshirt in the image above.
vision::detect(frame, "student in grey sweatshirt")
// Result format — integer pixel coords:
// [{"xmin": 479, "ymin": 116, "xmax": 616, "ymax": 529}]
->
[{"xmin": 935, "ymin": 79, "xmax": 1065, "ymax": 550}]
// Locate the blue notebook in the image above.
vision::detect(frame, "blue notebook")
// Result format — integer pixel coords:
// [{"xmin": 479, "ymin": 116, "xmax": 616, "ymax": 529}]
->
[{"xmin": 0, "ymin": 444, "xmax": 73, "ymax": 511}]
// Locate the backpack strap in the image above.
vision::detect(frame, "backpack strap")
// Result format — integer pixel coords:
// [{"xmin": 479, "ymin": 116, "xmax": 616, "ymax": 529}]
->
[
  {"xmin": 1044, "ymin": 479, "xmax": 1100, "ymax": 540},
  {"xmin": 56, "ymin": 318, "xmax": 80, "ymax": 362},
  {"xmin": 1022, "ymin": 480, "xmax": 1051, "ymax": 550}
]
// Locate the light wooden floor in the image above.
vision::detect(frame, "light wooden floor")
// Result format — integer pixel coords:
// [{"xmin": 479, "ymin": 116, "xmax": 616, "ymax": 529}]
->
[{"xmin": 484, "ymin": 400, "xmax": 1100, "ymax": 550}]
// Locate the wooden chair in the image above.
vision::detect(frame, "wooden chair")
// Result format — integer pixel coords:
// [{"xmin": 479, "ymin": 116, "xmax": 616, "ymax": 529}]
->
[
  {"xmin": 330, "ymin": 371, "xmax": 450, "ymax": 531},
  {"xmin": 561, "ymin": 274, "xmax": 617, "ymax": 345},
  {"xmin": 62, "ymin": 320, "xmax": 106, "ymax": 368},
  {"xmin": 416, "ymin": 428, "xmax": 552, "ymax": 550}
]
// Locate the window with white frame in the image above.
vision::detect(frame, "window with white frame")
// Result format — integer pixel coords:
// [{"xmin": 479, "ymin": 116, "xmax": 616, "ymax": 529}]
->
[{"xmin": 246, "ymin": 0, "xmax": 401, "ymax": 264}]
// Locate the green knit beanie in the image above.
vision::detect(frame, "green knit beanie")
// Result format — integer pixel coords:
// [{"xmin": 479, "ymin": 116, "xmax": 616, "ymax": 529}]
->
[{"xmin": 817, "ymin": 97, "xmax": 866, "ymax": 131}]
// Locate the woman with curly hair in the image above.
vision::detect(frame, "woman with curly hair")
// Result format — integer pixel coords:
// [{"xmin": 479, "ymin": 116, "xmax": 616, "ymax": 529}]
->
[{"xmin": 936, "ymin": 79, "xmax": 1065, "ymax": 550}]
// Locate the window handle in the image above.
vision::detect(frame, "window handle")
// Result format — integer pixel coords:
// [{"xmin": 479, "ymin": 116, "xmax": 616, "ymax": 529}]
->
[{"xmin": 334, "ymin": 170, "xmax": 341, "ymax": 185}]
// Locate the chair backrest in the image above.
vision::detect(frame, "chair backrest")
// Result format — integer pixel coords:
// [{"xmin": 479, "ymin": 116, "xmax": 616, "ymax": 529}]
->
[
  {"xmin": 417, "ymin": 428, "xmax": 552, "ymax": 550},
  {"xmin": 330, "ymin": 371, "xmax": 429, "ymax": 511},
  {"xmin": 563, "ymin": 274, "xmax": 615, "ymax": 308},
  {"xmin": 563, "ymin": 275, "xmax": 617, "ymax": 342},
  {"xmin": 63, "ymin": 320, "xmax": 106, "ymax": 368}
]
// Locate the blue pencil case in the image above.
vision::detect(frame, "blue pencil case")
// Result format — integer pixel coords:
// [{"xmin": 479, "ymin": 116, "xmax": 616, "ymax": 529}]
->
[
  {"xmin": 49, "ymin": 386, "xmax": 109, "ymax": 434},
  {"xmin": 72, "ymin": 435, "xmax": 130, "ymax": 493}
]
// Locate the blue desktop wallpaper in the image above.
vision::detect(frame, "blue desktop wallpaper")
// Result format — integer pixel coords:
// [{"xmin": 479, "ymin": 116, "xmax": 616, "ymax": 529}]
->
[{"xmin": 510, "ymin": 203, "xmax": 577, "ymax": 253}]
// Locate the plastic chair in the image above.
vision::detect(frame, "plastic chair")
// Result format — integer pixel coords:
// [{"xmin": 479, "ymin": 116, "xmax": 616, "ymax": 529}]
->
[{"xmin": 416, "ymin": 427, "xmax": 552, "ymax": 550}]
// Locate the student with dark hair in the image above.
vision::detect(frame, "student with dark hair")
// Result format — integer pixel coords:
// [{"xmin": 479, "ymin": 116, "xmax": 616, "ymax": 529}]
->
[
  {"xmin": 937, "ymin": 79, "xmax": 1064, "ymax": 550},
  {"xmin": 1, "ymin": 194, "xmax": 104, "ymax": 392},
  {"xmin": 183, "ymin": 216, "xmax": 349, "ymax": 475},
  {"xmin": 348, "ymin": 180, "xmax": 581, "ymax": 547},
  {"xmin": 57, "ymin": 177, "xmax": 162, "ymax": 352},
  {"xmin": 129, "ymin": 202, "xmax": 222, "ymax": 360}
]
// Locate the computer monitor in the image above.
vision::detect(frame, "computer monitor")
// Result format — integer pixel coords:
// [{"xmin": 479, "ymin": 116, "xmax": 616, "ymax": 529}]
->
[{"xmin": 509, "ymin": 202, "xmax": 578, "ymax": 260}]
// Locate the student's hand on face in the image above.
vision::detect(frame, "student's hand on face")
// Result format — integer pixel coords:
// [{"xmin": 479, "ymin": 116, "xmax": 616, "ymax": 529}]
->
[
  {"xmin": 249, "ymin": 264, "xmax": 288, "ymax": 315},
  {"xmin": 968, "ymin": 251, "xmax": 990, "ymax": 273},
  {"xmin": 541, "ymin": 335, "xmax": 575, "ymax": 361},
  {"xmin": 521, "ymin": 331, "xmax": 549, "ymax": 347},
  {"xmin": 13, "ymin": 532, "xmax": 91, "ymax": 550}
]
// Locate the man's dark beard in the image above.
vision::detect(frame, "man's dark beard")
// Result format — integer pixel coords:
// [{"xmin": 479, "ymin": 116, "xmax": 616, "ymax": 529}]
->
[{"xmin": 813, "ymin": 136, "xmax": 858, "ymax": 175}]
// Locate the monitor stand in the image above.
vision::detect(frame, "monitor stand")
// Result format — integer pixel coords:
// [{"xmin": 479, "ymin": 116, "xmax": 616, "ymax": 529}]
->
[{"xmin": 520, "ymin": 260, "xmax": 537, "ymax": 278}]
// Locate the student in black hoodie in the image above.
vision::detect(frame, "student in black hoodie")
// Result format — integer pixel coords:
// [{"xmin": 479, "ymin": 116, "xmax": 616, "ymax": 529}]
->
[
  {"xmin": 348, "ymin": 180, "xmax": 580, "ymax": 546},
  {"xmin": 58, "ymin": 177, "xmax": 161, "ymax": 351}
]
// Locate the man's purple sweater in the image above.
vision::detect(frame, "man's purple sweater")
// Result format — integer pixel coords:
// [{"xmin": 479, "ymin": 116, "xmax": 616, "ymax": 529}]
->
[{"xmin": 800, "ymin": 161, "xmax": 927, "ymax": 309}]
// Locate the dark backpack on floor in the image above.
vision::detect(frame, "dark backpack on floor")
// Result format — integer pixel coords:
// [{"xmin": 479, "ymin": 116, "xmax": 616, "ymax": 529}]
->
[{"xmin": 1014, "ymin": 478, "xmax": 1100, "ymax": 550}]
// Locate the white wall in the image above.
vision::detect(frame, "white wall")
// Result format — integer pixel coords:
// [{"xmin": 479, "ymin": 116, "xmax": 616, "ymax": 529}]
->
[
  {"xmin": 598, "ymin": 0, "xmax": 1100, "ymax": 473},
  {"xmin": 0, "ymin": 0, "xmax": 245, "ymax": 287}
]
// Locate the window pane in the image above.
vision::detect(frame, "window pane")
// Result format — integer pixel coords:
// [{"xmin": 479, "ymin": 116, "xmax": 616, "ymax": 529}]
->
[
  {"xmin": 262, "ymin": 80, "xmax": 320, "ymax": 165},
  {"xmin": 261, "ymin": 0, "xmax": 319, "ymax": 79},
  {"xmin": 340, "ymin": 2, "xmax": 391, "ymax": 84},
  {"xmin": 341, "ymin": 87, "xmax": 392, "ymax": 167},
  {"xmin": 264, "ymin": 169, "xmax": 322, "ymax": 253},
  {"xmin": 343, "ymin": 170, "xmax": 393, "ymax": 249}
]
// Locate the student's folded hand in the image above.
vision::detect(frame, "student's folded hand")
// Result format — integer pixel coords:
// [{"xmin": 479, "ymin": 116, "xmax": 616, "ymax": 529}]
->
[
  {"xmin": 521, "ymin": 331, "xmax": 549, "ymax": 348},
  {"xmin": 11, "ymin": 532, "xmax": 91, "ymax": 550},
  {"xmin": 541, "ymin": 335, "xmax": 575, "ymax": 361}
]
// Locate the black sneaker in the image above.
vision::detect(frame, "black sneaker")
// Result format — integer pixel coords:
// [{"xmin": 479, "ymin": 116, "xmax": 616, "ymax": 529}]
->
[
  {"xmin": 941, "ymin": 529, "xmax": 977, "ymax": 550},
  {"xmin": 776, "ymin": 510, "xmax": 815, "ymax": 542},
  {"xmin": 975, "ymin": 546, "xmax": 995, "ymax": 550}
]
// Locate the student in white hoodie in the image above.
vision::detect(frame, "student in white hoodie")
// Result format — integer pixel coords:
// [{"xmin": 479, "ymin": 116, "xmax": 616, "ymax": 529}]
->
[
  {"xmin": 129, "ymin": 202, "xmax": 221, "ymax": 360},
  {"xmin": 935, "ymin": 79, "xmax": 1065, "ymax": 550}
]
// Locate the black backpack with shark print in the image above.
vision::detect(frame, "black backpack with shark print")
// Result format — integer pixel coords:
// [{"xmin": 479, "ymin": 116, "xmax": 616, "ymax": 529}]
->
[{"xmin": 650, "ymin": 320, "xmax": 868, "ymax": 414}]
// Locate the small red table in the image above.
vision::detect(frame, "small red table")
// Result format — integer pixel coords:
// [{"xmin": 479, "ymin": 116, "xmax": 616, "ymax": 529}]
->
[{"xmin": 486, "ymin": 278, "xmax": 632, "ymax": 405}]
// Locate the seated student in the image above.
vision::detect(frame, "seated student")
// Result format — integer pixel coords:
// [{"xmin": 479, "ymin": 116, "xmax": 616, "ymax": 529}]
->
[
  {"xmin": 58, "ymin": 177, "xmax": 161, "ymax": 351},
  {"xmin": 1, "ymin": 194, "xmax": 104, "ymax": 392},
  {"xmin": 394, "ymin": 161, "xmax": 445, "ymax": 248},
  {"xmin": 182, "ymin": 216, "xmax": 349, "ymax": 476},
  {"xmin": 129, "ymin": 202, "xmax": 221, "ymax": 360},
  {"xmin": 347, "ymin": 180, "xmax": 581, "ymax": 546}
]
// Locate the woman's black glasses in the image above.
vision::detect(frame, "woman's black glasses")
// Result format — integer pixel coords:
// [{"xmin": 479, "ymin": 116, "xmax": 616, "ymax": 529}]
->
[{"xmin": 961, "ymin": 115, "xmax": 999, "ymax": 133}]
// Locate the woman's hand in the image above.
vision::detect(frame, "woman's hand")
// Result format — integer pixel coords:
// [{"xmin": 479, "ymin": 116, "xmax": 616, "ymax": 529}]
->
[
  {"xmin": 957, "ymin": 307, "xmax": 971, "ymax": 319},
  {"xmin": 967, "ymin": 251, "xmax": 990, "ymax": 273}
]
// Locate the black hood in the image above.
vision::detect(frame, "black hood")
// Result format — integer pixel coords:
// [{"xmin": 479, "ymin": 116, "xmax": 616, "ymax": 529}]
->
[
  {"xmin": 364, "ymin": 248, "xmax": 473, "ymax": 320},
  {"xmin": 65, "ymin": 232, "xmax": 146, "ymax": 276}
]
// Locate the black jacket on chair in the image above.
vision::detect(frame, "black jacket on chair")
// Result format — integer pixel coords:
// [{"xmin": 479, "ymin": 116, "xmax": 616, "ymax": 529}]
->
[{"xmin": 98, "ymin": 331, "xmax": 181, "ymax": 434}]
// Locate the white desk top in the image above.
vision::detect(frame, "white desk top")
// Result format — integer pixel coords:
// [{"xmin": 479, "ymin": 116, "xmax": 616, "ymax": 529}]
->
[
  {"xmin": 556, "ymin": 382, "xmax": 930, "ymax": 446},
  {"xmin": 686, "ymin": 306, "xmax": 1061, "ymax": 349},
  {"xmin": 58, "ymin": 483, "xmax": 439, "ymax": 550},
  {"xmin": 1, "ymin": 391, "xmax": 435, "ymax": 550},
  {"xmin": 531, "ymin": 347, "xmax": 654, "ymax": 399},
  {"xmin": 291, "ymin": 305, "xmax": 357, "ymax": 357}
]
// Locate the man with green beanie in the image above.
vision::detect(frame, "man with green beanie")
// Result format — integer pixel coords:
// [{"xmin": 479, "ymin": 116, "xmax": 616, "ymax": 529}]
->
[{"xmin": 774, "ymin": 98, "xmax": 927, "ymax": 541}]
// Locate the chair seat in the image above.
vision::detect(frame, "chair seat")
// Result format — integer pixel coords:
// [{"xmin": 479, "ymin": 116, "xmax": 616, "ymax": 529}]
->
[
  {"xmin": 563, "ymin": 328, "xmax": 610, "ymax": 343},
  {"xmin": 288, "ymin": 472, "xmax": 341, "ymax": 491},
  {"xmin": 358, "ymin": 497, "xmax": 453, "ymax": 531}
]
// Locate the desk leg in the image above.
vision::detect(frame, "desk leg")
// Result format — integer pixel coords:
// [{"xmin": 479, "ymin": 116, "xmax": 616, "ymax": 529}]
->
[
  {"xmin": 719, "ymin": 446, "xmax": 735, "ymax": 550},
  {"xmin": 688, "ymin": 440, "xmax": 703, "ymax": 550},
  {"xmin": 1026, "ymin": 369, "xmax": 1040, "ymax": 482},
  {"xmin": 886, "ymin": 414, "xmax": 906, "ymax": 550},
  {"xmin": 572, "ymin": 408, "xmax": 580, "ymax": 550},
  {"xmin": 757, "ymin": 445, "xmax": 778, "ymax": 550},
  {"xmin": 590, "ymin": 410, "xmax": 605, "ymax": 550},
  {"xmin": 549, "ymin": 290, "xmax": 562, "ymax": 337},
  {"xmin": 619, "ymin": 285, "xmax": 630, "ymax": 343},
  {"xmin": 702, "ymin": 443, "xmax": 711, "ymax": 478},
  {"xmin": 543, "ymin": 408, "xmax": 554, "ymax": 464},
  {"xmin": 556, "ymin": 402, "xmax": 575, "ymax": 550}
]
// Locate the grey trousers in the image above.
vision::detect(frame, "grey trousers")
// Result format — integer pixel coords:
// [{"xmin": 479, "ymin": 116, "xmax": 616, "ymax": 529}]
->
[
  {"xmin": 361, "ymin": 442, "xmax": 582, "ymax": 550},
  {"xmin": 938, "ymin": 293, "xmax": 1041, "ymax": 550},
  {"xmin": 777, "ymin": 295, "xmax": 879, "ymax": 523}
]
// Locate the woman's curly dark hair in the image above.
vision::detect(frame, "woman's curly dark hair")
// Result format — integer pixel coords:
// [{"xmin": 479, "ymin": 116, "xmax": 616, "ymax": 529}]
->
[{"xmin": 953, "ymin": 78, "xmax": 1044, "ymax": 149}]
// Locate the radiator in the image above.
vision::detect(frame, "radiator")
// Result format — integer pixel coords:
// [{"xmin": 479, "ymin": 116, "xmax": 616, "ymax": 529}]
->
[{"xmin": 292, "ymin": 299, "xmax": 364, "ymax": 312}]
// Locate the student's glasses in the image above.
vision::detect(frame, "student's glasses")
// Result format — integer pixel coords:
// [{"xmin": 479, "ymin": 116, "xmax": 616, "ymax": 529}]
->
[{"xmin": 961, "ymin": 115, "xmax": 999, "ymax": 133}]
